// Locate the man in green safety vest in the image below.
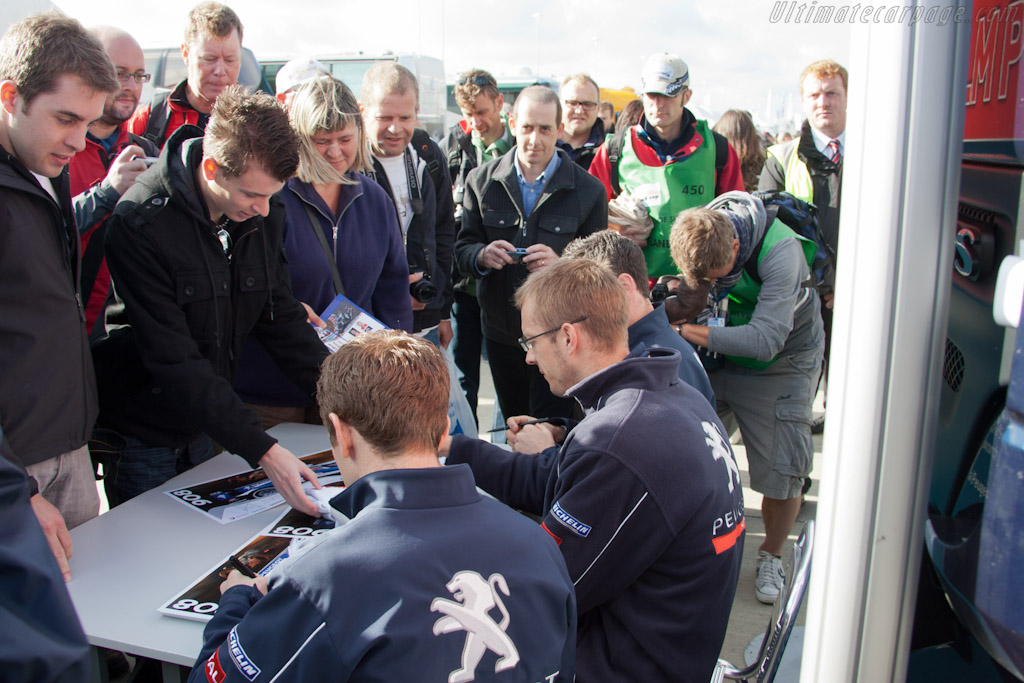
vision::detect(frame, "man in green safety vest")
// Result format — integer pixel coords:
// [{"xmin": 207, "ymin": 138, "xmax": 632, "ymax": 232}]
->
[
  {"xmin": 760, "ymin": 59, "xmax": 846, "ymax": 434},
  {"xmin": 670, "ymin": 192, "xmax": 824, "ymax": 607},
  {"xmin": 589, "ymin": 53, "xmax": 745, "ymax": 281}
]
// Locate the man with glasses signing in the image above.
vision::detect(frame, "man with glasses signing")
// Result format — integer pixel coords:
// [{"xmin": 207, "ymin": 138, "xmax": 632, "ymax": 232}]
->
[
  {"xmin": 589, "ymin": 53, "xmax": 745, "ymax": 280},
  {"xmin": 557, "ymin": 73, "xmax": 605, "ymax": 171},
  {"xmin": 444, "ymin": 258, "xmax": 744, "ymax": 682},
  {"xmin": 70, "ymin": 26, "xmax": 158, "ymax": 332}
]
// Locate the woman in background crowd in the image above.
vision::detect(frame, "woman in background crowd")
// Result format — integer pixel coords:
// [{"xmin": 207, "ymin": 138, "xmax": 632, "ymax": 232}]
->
[
  {"xmin": 616, "ymin": 98, "xmax": 644, "ymax": 132},
  {"xmin": 235, "ymin": 77, "xmax": 411, "ymax": 428},
  {"xmin": 714, "ymin": 109, "xmax": 766, "ymax": 192}
]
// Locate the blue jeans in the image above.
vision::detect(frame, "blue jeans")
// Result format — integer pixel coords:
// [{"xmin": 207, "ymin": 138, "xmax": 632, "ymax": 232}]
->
[
  {"xmin": 451, "ymin": 290, "xmax": 483, "ymax": 420},
  {"xmin": 103, "ymin": 432, "xmax": 213, "ymax": 507},
  {"xmin": 420, "ymin": 326, "xmax": 441, "ymax": 347}
]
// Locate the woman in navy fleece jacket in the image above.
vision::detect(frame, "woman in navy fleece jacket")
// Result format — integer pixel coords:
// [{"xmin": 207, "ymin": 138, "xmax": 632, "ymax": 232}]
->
[{"xmin": 235, "ymin": 77, "xmax": 411, "ymax": 425}]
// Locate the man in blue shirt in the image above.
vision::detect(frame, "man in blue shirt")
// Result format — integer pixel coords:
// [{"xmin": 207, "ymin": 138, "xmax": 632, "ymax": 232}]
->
[{"xmin": 454, "ymin": 85, "xmax": 608, "ymax": 420}]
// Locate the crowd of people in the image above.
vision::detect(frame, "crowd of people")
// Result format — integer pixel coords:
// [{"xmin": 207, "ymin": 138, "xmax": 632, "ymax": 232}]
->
[{"xmin": 0, "ymin": 3, "xmax": 846, "ymax": 681}]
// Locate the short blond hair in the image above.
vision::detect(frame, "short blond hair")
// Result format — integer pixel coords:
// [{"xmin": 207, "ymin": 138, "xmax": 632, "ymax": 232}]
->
[
  {"xmin": 317, "ymin": 331, "xmax": 449, "ymax": 457},
  {"xmin": 515, "ymin": 258, "xmax": 628, "ymax": 353},
  {"xmin": 561, "ymin": 73, "xmax": 599, "ymax": 96},
  {"xmin": 289, "ymin": 76, "xmax": 369, "ymax": 185},
  {"xmin": 669, "ymin": 208, "xmax": 736, "ymax": 286},
  {"xmin": 360, "ymin": 61, "xmax": 419, "ymax": 109}
]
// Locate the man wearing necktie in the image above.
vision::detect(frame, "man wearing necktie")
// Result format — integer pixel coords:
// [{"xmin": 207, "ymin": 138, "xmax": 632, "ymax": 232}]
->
[{"xmin": 760, "ymin": 59, "xmax": 847, "ymax": 435}]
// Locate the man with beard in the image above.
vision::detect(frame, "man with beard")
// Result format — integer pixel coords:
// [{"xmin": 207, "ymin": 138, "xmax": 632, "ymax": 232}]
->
[{"xmin": 70, "ymin": 26, "xmax": 158, "ymax": 332}]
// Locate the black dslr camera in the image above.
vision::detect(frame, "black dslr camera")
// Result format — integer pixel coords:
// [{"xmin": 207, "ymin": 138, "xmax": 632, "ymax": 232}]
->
[{"xmin": 409, "ymin": 267, "xmax": 437, "ymax": 304}]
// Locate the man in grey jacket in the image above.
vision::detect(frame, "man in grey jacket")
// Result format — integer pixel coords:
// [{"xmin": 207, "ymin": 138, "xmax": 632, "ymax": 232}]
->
[{"xmin": 670, "ymin": 191, "xmax": 823, "ymax": 605}]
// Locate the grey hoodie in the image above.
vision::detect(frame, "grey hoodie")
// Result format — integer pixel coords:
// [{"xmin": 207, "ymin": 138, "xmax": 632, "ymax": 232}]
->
[{"xmin": 706, "ymin": 191, "xmax": 824, "ymax": 363}]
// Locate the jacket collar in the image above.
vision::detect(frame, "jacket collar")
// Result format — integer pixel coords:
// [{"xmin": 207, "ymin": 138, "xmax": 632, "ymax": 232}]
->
[
  {"xmin": 798, "ymin": 119, "xmax": 840, "ymax": 172},
  {"xmin": 566, "ymin": 344, "xmax": 681, "ymax": 411},
  {"xmin": 329, "ymin": 464, "xmax": 481, "ymax": 519},
  {"xmin": 287, "ymin": 174, "xmax": 365, "ymax": 221},
  {"xmin": 627, "ymin": 303, "xmax": 672, "ymax": 349},
  {"xmin": 0, "ymin": 143, "xmax": 73, "ymax": 220},
  {"xmin": 493, "ymin": 147, "xmax": 576, "ymax": 216}
]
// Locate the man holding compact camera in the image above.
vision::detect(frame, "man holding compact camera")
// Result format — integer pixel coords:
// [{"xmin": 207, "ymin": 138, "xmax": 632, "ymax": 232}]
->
[
  {"xmin": 70, "ymin": 26, "xmax": 159, "ymax": 333},
  {"xmin": 454, "ymin": 85, "xmax": 607, "ymax": 419}
]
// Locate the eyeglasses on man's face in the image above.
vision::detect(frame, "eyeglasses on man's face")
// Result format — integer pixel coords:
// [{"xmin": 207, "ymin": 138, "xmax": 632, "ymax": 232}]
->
[
  {"xmin": 116, "ymin": 70, "xmax": 152, "ymax": 84},
  {"xmin": 564, "ymin": 99, "xmax": 598, "ymax": 112},
  {"xmin": 518, "ymin": 316, "xmax": 588, "ymax": 352}
]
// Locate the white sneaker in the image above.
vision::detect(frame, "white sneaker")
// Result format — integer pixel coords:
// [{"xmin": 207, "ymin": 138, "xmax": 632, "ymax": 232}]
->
[{"xmin": 755, "ymin": 550, "xmax": 785, "ymax": 604}]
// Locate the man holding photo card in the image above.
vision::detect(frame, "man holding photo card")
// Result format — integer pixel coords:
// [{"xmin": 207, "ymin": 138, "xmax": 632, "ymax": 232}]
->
[{"xmin": 91, "ymin": 86, "xmax": 328, "ymax": 514}]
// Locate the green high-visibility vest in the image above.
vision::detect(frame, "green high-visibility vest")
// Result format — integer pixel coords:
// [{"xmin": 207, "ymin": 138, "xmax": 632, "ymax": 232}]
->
[
  {"xmin": 766, "ymin": 141, "xmax": 813, "ymax": 202},
  {"xmin": 617, "ymin": 119, "xmax": 717, "ymax": 279},
  {"xmin": 724, "ymin": 217, "xmax": 817, "ymax": 370}
]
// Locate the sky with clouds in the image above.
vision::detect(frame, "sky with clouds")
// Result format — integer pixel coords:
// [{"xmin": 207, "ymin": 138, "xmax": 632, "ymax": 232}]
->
[{"xmin": 14, "ymin": 0, "xmax": 855, "ymax": 130}]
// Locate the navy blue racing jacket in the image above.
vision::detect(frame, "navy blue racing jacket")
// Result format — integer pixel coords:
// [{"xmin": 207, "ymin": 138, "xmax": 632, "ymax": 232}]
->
[
  {"xmin": 0, "ymin": 427, "xmax": 90, "ymax": 682},
  {"xmin": 190, "ymin": 465, "xmax": 576, "ymax": 682},
  {"xmin": 448, "ymin": 346, "xmax": 745, "ymax": 683}
]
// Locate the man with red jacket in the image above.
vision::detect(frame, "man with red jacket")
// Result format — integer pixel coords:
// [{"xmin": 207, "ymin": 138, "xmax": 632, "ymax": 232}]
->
[
  {"xmin": 589, "ymin": 53, "xmax": 744, "ymax": 280},
  {"xmin": 128, "ymin": 2, "xmax": 242, "ymax": 149},
  {"xmin": 70, "ymin": 26, "xmax": 157, "ymax": 332}
]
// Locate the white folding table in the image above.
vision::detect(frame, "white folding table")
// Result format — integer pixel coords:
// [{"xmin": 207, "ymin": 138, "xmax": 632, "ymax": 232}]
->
[{"xmin": 66, "ymin": 423, "xmax": 331, "ymax": 682}]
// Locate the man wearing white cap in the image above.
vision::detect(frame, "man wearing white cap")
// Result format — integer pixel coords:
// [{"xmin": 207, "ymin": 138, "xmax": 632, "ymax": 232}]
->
[
  {"xmin": 589, "ymin": 53, "xmax": 744, "ymax": 280},
  {"xmin": 274, "ymin": 57, "xmax": 328, "ymax": 108}
]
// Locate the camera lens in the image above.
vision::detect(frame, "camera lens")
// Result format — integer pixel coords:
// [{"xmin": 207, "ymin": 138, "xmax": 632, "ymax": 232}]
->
[{"xmin": 410, "ymin": 279, "xmax": 437, "ymax": 303}]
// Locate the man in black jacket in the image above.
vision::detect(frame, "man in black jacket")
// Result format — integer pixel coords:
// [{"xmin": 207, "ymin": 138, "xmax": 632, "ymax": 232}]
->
[
  {"xmin": 0, "ymin": 12, "xmax": 119, "ymax": 582},
  {"xmin": 360, "ymin": 62, "xmax": 456, "ymax": 347},
  {"xmin": 454, "ymin": 85, "xmax": 608, "ymax": 420},
  {"xmin": 92, "ymin": 86, "xmax": 328, "ymax": 514},
  {"xmin": 445, "ymin": 68, "xmax": 512, "ymax": 419}
]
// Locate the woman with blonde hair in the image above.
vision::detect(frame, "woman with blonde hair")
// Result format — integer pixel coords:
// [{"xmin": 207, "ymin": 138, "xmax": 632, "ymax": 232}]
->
[
  {"xmin": 235, "ymin": 76, "xmax": 411, "ymax": 428},
  {"xmin": 713, "ymin": 109, "xmax": 766, "ymax": 192}
]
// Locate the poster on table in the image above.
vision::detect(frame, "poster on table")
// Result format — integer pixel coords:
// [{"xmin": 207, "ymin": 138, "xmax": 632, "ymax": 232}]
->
[
  {"xmin": 165, "ymin": 450, "xmax": 340, "ymax": 523},
  {"xmin": 158, "ymin": 495, "xmax": 345, "ymax": 623}
]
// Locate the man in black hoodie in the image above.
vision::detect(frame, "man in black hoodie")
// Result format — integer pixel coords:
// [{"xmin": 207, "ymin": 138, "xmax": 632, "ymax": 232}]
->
[
  {"xmin": 0, "ymin": 12, "xmax": 119, "ymax": 582},
  {"xmin": 92, "ymin": 85, "xmax": 328, "ymax": 514}
]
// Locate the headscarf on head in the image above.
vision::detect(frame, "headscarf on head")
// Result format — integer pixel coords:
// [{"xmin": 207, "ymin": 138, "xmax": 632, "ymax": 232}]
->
[{"xmin": 705, "ymin": 191, "xmax": 767, "ymax": 297}]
